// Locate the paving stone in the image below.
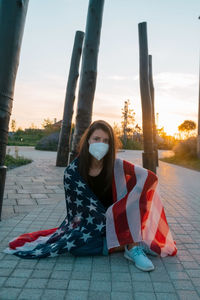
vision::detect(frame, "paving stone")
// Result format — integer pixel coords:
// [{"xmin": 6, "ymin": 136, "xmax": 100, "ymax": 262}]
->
[
  {"xmin": 31, "ymin": 193, "xmax": 48, "ymax": 198},
  {"xmin": 0, "ymin": 260, "xmax": 18, "ymax": 269},
  {"xmin": 173, "ymin": 280, "xmax": 196, "ymax": 290},
  {"xmin": 134, "ymin": 292, "xmax": 157, "ymax": 300},
  {"xmin": 111, "ymin": 291, "xmax": 133, "ymax": 300},
  {"xmin": 4, "ymin": 276, "xmax": 27, "ymax": 288},
  {"xmin": 89, "ymin": 280, "xmax": 111, "ymax": 291},
  {"xmin": 31, "ymin": 269, "xmax": 52, "ymax": 279},
  {"xmin": 186, "ymin": 269, "xmax": 200, "ymax": 277},
  {"xmin": 71, "ymin": 271, "xmax": 91, "ymax": 280},
  {"xmin": 66, "ymin": 290, "xmax": 88, "ymax": 300},
  {"xmin": 88, "ymin": 291, "xmax": 111, "ymax": 300},
  {"xmin": 111, "ymin": 272, "xmax": 131, "ymax": 281},
  {"xmin": 153, "ymin": 282, "xmax": 175, "ymax": 292},
  {"xmin": 74, "ymin": 263, "xmax": 92, "ymax": 272},
  {"xmin": 0, "ymin": 276, "xmax": 7, "ymax": 286},
  {"xmin": 0, "ymin": 268, "xmax": 14, "ymax": 276},
  {"xmin": 133, "ymin": 281, "xmax": 154, "ymax": 292},
  {"xmin": 155, "ymin": 293, "xmax": 178, "ymax": 300},
  {"xmin": 50, "ymin": 270, "xmax": 71, "ymax": 280},
  {"xmin": 177, "ymin": 290, "xmax": 200, "ymax": 300},
  {"xmin": 25, "ymin": 278, "xmax": 48, "ymax": 288},
  {"xmin": 112, "ymin": 281, "xmax": 132, "ymax": 292},
  {"xmin": 18, "ymin": 288, "xmax": 44, "ymax": 300},
  {"xmin": 130, "ymin": 272, "xmax": 151, "ymax": 282},
  {"xmin": 12, "ymin": 268, "xmax": 33, "ymax": 278},
  {"xmin": 0, "ymin": 287, "xmax": 21, "ymax": 299},
  {"xmin": 54, "ymin": 263, "xmax": 73, "ymax": 271},
  {"xmin": 42, "ymin": 289, "xmax": 66, "ymax": 299},
  {"xmin": 150, "ymin": 271, "xmax": 171, "ymax": 282},
  {"xmin": 90, "ymin": 272, "xmax": 111, "ymax": 281},
  {"xmin": 47, "ymin": 279, "xmax": 68, "ymax": 289},
  {"xmin": 34, "ymin": 261, "xmax": 55, "ymax": 270},
  {"xmin": 68, "ymin": 279, "xmax": 90, "ymax": 290},
  {"xmin": 17, "ymin": 199, "xmax": 37, "ymax": 205},
  {"xmin": 110, "ymin": 264, "xmax": 129, "ymax": 272},
  {"xmin": 169, "ymin": 271, "xmax": 190, "ymax": 280}
]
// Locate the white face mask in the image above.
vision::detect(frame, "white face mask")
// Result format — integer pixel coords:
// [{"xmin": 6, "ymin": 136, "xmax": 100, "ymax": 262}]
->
[{"xmin": 89, "ymin": 142, "xmax": 109, "ymax": 161}]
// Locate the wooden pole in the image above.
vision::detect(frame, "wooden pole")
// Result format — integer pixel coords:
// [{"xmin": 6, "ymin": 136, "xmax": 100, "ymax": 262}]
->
[
  {"xmin": 0, "ymin": 0, "xmax": 29, "ymax": 220},
  {"xmin": 197, "ymin": 57, "xmax": 200, "ymax": 159},
  {"xmin": 138, "ymin": 22, "xmax": 156, "ymax": 173},
  {"xmin": 69, "ymin": 0, "xmax": 105, "ymax": 162},
  {"xmin": 56, "ymin": 31, "xmax": 84, "ymax": 167},
  {"xmin": 149, "ymin": 54, "xmax": 158, "ymax": 167}
]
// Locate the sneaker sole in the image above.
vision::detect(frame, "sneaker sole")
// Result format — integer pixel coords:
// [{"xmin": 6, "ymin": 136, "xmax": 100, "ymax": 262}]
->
[{"xmin": 124, "ymin": 253, "xmax": 155, "ymax": 272}]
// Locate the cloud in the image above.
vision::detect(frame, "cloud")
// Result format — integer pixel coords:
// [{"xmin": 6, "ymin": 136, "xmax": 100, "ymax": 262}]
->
[
  {"xmin": 106, "ymin": 75, "xmax": 135, "ymax": 81},
  {"xmin": 154, "ymin": 72, "xmax": 198, "ymax": 89}
]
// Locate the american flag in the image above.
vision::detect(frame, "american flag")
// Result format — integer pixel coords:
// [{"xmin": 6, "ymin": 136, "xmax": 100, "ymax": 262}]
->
[
  {"xmin": 4, "ymin": 158, "xmax": 177, "ymax": 258},
  {"xmin": 4, "ymin": 158, "xmax": 107, "ymax": 258},
  {"xmin": 107, "ymin": 159, "xmax": 177, "ymax": 257}
]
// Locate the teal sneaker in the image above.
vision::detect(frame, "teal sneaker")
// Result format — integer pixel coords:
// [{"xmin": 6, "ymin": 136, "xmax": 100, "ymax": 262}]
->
[
  {"xmin": 124, "ymin": 245, "xmax": 154, "ymax": 271},
  {"xmin": 138, "ymin": 241, "xmax": 158, "ymax": 256}
]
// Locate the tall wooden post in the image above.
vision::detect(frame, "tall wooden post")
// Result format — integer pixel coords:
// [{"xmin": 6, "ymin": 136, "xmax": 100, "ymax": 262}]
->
[
  {"xmin": 56, "ymin": 31, "xmax": 84, "ymax": 167},
  {"xmin": 197, "ymin": 58, "xmax": 200, "ymax": 159},
  {"xmin": 149, "ymin": 54, "xmax": 158, "ymax": 166},
  {"xmin": 69, "ymin": 0, "xmax": 105, "ymax": 162},
  {"xmin": 0, "ymin": 0, "xmax": 29, "ymax": 220},
  {"xmin": 138, "ymin": 22, "xmax": 156, "ymax": 173}
]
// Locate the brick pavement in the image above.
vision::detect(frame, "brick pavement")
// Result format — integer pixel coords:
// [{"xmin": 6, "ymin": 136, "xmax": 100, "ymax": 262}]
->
[{"xmin": 0, "ymin": 148, "xmax": 200, "ymax": 299}]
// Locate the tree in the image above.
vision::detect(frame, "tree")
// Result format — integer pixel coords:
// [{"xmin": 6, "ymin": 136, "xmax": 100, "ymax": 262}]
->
[
  {"xmin": 121, "ymin": 100, "xmax": 135, "ymax": 145},
  {"xmin": 42, "ymin": 118, "xmax": 54, "ymax": 129},
  {"xmin": 178, "ymin": 120, "xmax": 196, "ymax": 139},
  {"xmin": 11, "ymin": 119, "xmax": 16, "ymax": 132}
]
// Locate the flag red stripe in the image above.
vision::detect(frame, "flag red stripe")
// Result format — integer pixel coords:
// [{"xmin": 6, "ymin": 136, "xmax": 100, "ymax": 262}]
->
[
  {"xmin": 139, "ymin": 170, "xmax": 158, "ymax": 231},
  {"xmin": 123, "ymin": 160, "xmax": 136, "ymax": 192},
  {"xmin": 112, "ymin": 194, "xmax": 134, "ymax": 244},
  {"xmin": 153, "ymin": 208, "xmax": 168, "ymax": 248},
  {"xmin": 9, "ymin": 228, "xmax": 58, "ymax": 249}
]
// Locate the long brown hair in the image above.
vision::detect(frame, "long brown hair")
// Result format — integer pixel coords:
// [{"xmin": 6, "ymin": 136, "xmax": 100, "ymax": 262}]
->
[{"xmin": 77, "ymin": 120, "xmax": 117, "ymax": 191}]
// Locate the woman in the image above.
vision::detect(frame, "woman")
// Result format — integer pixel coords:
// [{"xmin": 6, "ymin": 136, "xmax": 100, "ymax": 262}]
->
[{"xmin": 5, "ymin": 120, "xmax": 177, "ymax": 272}]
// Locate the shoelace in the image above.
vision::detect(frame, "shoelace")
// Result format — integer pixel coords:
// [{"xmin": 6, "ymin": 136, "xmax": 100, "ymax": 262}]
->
[{"xmin": 130, "ymin": 246, "xmax": 147, "ymax": 258}]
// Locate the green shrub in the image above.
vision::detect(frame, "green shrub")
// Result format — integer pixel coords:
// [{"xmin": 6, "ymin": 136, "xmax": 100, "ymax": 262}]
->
[
  {"xmin": 173, "ymin": 137, "xmax": 197, "ymax": 159},
  {"xmin": 5, "ymin": 154, "xmax": 32, "ymax": 170},
  {"xmin": 120, "ymin": 138, "xmax": 143, "ymax": 150},
  {"xmin": 35, "ymin": 132, "xmax": 59, "ymax": 151}
]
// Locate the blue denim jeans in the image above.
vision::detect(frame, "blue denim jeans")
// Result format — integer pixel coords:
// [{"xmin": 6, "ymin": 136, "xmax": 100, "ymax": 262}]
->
[{"xmin": 69, "ymin": 236, "xmax": 108, "ymax": 256}]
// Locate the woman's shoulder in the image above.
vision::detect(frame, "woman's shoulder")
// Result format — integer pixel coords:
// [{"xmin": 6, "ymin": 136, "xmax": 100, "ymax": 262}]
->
[{"xmin": 64, "ymin": 157, "xmax": 79, "ymax": 174}]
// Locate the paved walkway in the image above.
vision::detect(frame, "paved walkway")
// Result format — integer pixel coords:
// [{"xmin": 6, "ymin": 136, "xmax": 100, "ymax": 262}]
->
[{"xmin": 0, "ymin": 147, "xmax": 200, "ymax": 300}]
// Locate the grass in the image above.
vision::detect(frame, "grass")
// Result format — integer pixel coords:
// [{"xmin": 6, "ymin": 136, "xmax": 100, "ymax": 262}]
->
[
  {"xmin": 5, "ymin": 154, "xmax": 32, "ymax": 170},
  {"xmin": 160, "ymin": 155, "xmax": 200, "ymax": 172}
]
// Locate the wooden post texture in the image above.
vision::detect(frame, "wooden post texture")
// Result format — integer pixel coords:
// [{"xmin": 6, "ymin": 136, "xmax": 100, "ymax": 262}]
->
[
  {"xmin": 138, "ymin": 22, "xmax": 156, "ymax": 173},
  {"xmin": 56, "ymin": 31, "xmax": 84, "ymax": 167},
  {"xmin": 0, "ymin": 0, "xmax": 29, "ymax": 220},
  {"xmin": 197, "ymin": 60, "xmax": 200, "ymax": 159},
  {"xmin": 149, "ymin": 54, "xmax": 158, "ymax": 167},
  {"xmin": 70, "ymin": 0, "xmax": 105, "ymax": 162}
]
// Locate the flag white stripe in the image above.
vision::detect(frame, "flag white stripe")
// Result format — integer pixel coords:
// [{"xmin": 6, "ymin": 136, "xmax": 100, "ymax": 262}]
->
[
  {"xmin": 142, "ymin": 187, "xmax": 163, "ymax": 245},
  {"xmin": 106, "ymin": 205, "xmax": 120, "ymax": 249},
  {"xmin": 4, "ymin": 233, "xmax": 54, "ymax": 254},
  {"xmin": 126, "ymin": 165, "xmax": 148, "ymax": 242},
  {"xmin": 114, "ymin": 158, "xmax": 127, "ymax": 201}
]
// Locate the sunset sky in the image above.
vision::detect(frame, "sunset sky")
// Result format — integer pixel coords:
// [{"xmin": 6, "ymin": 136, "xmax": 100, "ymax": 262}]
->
[{"xmin": 12, "ymin": 0, "xmax": 200, "ymax": 135}]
